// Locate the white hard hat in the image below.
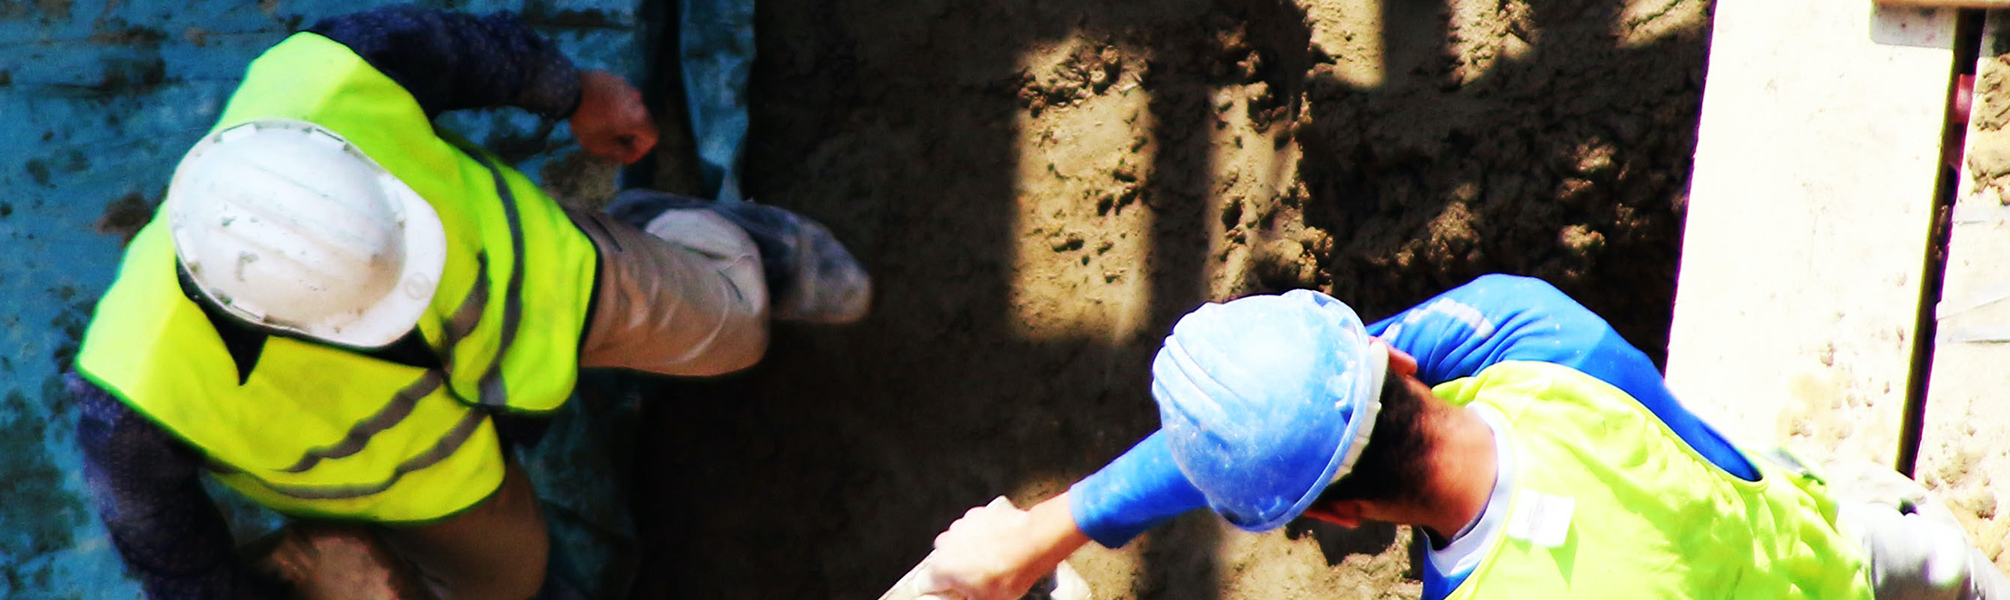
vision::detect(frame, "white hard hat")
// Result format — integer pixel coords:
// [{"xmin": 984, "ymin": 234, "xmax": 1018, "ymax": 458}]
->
[{"xmin": 165, "ymin": 119, "xmax": 447, "ymax": 348}]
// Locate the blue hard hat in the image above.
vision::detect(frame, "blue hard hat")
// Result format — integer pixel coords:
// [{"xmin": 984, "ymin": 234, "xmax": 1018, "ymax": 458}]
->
[{"xmin": 1152, "ymin": 289, "xmax": 1387, "ymax": 532}]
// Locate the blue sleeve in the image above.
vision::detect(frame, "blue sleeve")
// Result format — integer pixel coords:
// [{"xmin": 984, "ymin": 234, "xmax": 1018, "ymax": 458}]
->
[
  {"xmin": 306, "ymin": 5, "xmax": 582, "ymax": 119},
  {"xmin": 1367, "ymin": 274, "xmax": 1756, "ymax": 480},
  {"xmin": 1420, "ymin": 560, "xmax": 1464, "ymax": 600},
  {"xmin": 1067, "ymin": 432, "xmax": 1208, "ymax": 548},
  {"xmin": 70, "ymin": 374, "xmax": 283, "ymax": 600}
]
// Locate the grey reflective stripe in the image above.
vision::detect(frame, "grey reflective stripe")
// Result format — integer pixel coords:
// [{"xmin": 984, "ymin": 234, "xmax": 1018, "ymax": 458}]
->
[
  {"xmin": 438, "ymin": 253, "xmax": 490, "ymax": 376},
  {"xmin": 222, "ymin": 409, "xmax": 489, "ymax": 501},
  {"xmin": 464, "ymin": 151, "xmax": 525, "ymax": 409},
  {"xmin": 279, "ymin": 372, "xmax": 444, "ymax": 473}
]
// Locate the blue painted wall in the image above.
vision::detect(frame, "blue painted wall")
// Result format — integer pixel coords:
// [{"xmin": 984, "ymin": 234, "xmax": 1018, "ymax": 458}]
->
[{"xmin": 0, "ymin": 1, "xmax": 655, "ymax": 597}]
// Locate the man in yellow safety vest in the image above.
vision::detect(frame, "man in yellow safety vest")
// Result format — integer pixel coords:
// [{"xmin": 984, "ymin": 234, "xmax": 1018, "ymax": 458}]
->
[
  {"xmin": 68, "ymin": 6, "xmax": 869, "ymax": 599},
  {"xmin": 918, "ymin": 275, "xmax": 2007, "ymax": 600}
]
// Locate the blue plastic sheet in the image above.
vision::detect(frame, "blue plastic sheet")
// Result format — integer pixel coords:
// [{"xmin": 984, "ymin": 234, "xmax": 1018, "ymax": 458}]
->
[
  {"xmin": 680, "ymin": 0, "xmax": 754, "ymax": 201},
  {"xmin": 0, "ymin": 1, "xmax": 656, "ymax": 597}
]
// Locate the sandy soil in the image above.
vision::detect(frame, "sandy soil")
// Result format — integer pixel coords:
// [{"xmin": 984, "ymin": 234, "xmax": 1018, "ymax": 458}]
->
[{"xmin": 629, "ymin": 0, "xmax": 1712, "ymax": 598}]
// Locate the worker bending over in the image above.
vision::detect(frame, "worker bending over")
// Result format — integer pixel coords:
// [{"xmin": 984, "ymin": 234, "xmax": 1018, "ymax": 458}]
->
[
  {"xmin": 922, "ymin": 275, "xmax": 2007, "ymax": 600},
  {"xmin": 69, "ymin": 6, "xmax": 869, "ymax": 599}
]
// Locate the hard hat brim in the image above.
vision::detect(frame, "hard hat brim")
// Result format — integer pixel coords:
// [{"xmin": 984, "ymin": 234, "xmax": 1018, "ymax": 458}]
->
[{"xmin": 320, "ymin": 175, "xmax": 446, "ymax": 348}]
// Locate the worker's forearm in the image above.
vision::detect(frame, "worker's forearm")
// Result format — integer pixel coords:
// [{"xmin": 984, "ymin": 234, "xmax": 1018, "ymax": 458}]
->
[
  {"xmin": 306, "ymin": 6, "xmax": 582, "ymax": 119},
  {"xmin": 925, "ymin": 493, "xmax": 1093, "ymax": 599},
  {"xmin": 1027, "ymin": 493, "xmax": 1091, "ymax": 566},
  {"xmin": 977, "ymin": 493, "xmax": 1093, "ymax": 595}
]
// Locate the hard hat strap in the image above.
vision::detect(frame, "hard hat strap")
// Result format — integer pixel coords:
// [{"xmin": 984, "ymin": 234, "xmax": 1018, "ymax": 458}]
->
[{"xmin": 1328, "ymin": 338, "xmax": 1389, "ymax": 485}]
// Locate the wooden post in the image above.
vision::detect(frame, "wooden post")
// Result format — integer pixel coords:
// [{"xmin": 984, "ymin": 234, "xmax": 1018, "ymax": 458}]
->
[
  {"xmin": 1915, "ymin": 9, "xmax": 2010, "ymax": 573},
  {"xmin": 1664, "ymin": 0, "xmax": 1956, "ymax": 465}
]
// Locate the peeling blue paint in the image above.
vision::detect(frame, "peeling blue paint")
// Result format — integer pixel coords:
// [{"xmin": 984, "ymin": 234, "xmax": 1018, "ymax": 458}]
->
[{"xmin": 0, "ymin": 1, "xmax": 656, "ymax": 597}]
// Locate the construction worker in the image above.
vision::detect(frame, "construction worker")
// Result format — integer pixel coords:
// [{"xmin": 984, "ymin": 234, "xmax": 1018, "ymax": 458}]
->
[
  {"xmin": 66, "ymin": 6, "xmax": 868, "ymax": 600},
  {"xmin": 919, "ymin": 275, "xmax": 2009, "ymax": 600}
]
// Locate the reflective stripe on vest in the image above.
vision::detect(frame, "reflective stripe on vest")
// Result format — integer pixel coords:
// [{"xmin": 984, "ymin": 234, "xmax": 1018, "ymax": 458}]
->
[
  {"xmin": 1431, "ymin": 362, "xmax": 1874, "ymax": 600},
  {"xmin": 464, "ymin": 150, "xmax": 527, "ymax": 409},
  {"xmin": 73, "ymin": 33, "xmax": 596, "ymax": 522},
  {"xmin": 210, "ymin": 408, "xmax": 488, "ymax": 501}
]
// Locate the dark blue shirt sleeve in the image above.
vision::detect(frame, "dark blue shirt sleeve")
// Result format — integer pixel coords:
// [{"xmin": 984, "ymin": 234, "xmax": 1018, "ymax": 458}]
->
[
  {"xmin": 306, "ymin": 5, "xmax": 582, "ymax": 119},
  {"xmin": 1067, "ymin": 431, "xmax": 1208, "ymax": 548},
  {"xmin": 1366, "ymin": 274, "xmax": 1756, "ymax": 480},
  {"xmin": 70, "ymin": 374, "xmax": 282, "ymax": 600}
]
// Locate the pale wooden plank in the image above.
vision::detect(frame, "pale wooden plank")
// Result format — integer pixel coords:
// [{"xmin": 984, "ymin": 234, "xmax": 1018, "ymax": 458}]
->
[
  {"xmin": 1916, "ymin": 10, "xmax": 2010, "ymax": 573},
  {"xmin": 1663, "ymin": 0, "xmax": 1955, "ymax": 466},
  {"xmin": 1883, "ymin": 0, "xmax": 2010, "ymax": 8}
]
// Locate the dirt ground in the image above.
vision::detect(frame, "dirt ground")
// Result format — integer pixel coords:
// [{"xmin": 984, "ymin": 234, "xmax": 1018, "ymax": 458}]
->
[{"xmin": 629, "ymin": 0, "xmax": 1711, "ymax": 598}]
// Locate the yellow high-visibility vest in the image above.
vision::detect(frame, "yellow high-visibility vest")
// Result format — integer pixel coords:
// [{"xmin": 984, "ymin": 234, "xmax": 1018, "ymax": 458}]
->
[
  {"xmin": 74, "ymin": 33, "xmax": 598, "ymax": 523},
  {"xmin": 1432, "ymin": 361, "xmax": 1874, "ymax": 600}
]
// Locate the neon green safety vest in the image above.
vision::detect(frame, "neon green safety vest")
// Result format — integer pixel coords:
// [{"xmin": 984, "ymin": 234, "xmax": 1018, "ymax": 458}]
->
[
  {"xmin": 74, "ymin": 33, "xmax": 598, "ymax": 523},
  {"xmin": 1431, "ymin": 362, "xmax": 1874, "ymax": 600}
]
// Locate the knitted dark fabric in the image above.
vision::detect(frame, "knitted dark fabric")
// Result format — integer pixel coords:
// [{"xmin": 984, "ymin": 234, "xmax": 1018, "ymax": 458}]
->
[
  {"xmin": 72, "ymin": 373, "xmax": 285, "ymax": 600},
  {"xmin": 307, "ymin": 5, "xmax": 583, "ymax": 119}
]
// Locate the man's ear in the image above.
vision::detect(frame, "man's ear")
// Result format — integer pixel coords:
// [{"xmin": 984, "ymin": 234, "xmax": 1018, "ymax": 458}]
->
[
  {"xmin": 1382, "ymin": 340, "xmax": 1419, "ymax": 378},
  {"xmin": 1301, "ymin": 500, "xmax": 1366, "ymax": 528}
]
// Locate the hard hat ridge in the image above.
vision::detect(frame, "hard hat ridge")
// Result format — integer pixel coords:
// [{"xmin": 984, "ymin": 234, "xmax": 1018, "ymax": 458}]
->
[{"xmin": 1151, "ymin": 289, "xmax": 1386, "ymax": 532}]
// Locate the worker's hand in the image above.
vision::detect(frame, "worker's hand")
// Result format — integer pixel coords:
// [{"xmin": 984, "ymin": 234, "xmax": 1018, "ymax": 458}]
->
[
  {"xmin": 917, "ymin": 496, "xmax": 1079, "ymax": 600},
  {"xmin": 570, "ymin": 70, "xmax": 658, "ymax": 165}
]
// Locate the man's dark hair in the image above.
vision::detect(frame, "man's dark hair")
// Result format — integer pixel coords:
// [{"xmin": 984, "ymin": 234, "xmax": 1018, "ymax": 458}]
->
[{"xmin": 1315, "ymin": 373, "xmax": 1433, "ymax": 505}]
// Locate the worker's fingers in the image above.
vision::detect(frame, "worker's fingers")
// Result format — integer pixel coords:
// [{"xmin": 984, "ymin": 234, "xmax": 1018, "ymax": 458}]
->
[
  {"xmin": 622, "ymin": 123, "xmax": 659, "ymax": 164},
  {"xmin": 912, "ymin": 560, "xmax": 955, "ymax": 594},
  {"xmin": 609, "ymin": 81, "xmax": 657, "ymax": 160},
  {"xmin": 571, "ymin": 70, "xmax": 658, "ymax": 165},
  {"xmin": 922, "ymin": 497, "xmax": 1047, "ymax": 600},
  {"xmin": 578, "ymin": 128, "xmax": 654, "ymax": 165}
]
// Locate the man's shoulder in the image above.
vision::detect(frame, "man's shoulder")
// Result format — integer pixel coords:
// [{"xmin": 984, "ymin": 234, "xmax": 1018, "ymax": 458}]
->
[{"xmin": 1438, "ymin": 361, "xmax": 1629, "ymax": 412}]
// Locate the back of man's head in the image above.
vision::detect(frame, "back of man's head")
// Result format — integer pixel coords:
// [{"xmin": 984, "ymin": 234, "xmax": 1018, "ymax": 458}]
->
[{"xmin": 1318, "ymin": 374, "xmax": 1434, "ymax": 505}]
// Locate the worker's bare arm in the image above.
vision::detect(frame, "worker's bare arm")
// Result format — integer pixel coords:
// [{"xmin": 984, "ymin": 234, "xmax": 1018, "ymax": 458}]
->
[{"xmin": 921, "ymin": 494, "xmax": 1091, "ymax": 600}]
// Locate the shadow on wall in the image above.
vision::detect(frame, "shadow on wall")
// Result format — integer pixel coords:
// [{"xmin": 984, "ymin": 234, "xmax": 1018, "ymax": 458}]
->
[
  {"xmin": 1299, "ymin": 0, "xmax": 1703, "ymax": 357},
  {"xmin": 628, "ymin": 0, "xmax": 1708, "ymax": 598}
]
